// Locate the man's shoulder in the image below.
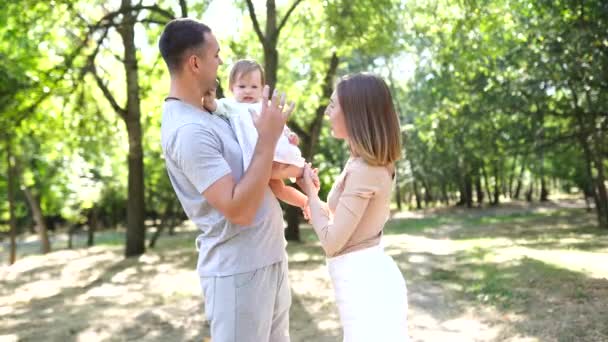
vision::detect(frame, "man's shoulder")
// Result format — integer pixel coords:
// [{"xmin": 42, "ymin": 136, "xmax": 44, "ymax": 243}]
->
[
  {"xmin": 161, "ymin": 102, "xmax": 219, "ymax": 148},
  {"xmin": 162, "ymin": 101, "xmax": 212, "ymax": 125}
]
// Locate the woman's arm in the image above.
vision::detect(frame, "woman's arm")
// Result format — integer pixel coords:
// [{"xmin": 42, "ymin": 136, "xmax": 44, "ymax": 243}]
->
[{"xmin": 302, "ymin": 165, "xmax": 377, "ymax": 256}]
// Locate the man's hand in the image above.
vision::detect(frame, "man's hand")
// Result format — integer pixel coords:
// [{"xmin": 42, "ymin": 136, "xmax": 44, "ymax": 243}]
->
[
  {"xmin": 203, "ymin": 88, "xmax": 217, "ymax": 112},
  {"xmin": 251, "ymin": 86, "xmax": 295, "ymax": 144}
]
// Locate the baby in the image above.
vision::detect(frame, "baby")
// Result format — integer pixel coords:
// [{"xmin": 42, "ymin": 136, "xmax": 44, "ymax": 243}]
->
[{"xmin": 203, "ymin": 59, "xmax": 310, "ymax": 214}]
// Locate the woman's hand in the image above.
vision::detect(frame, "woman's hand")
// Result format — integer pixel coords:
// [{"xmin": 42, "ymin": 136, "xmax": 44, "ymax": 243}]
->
[
  {"xmin": 301, "ymin": 205, "xmax": 311, "ymax": 221},
  {"xmin": 298, "ymin": 163, "xmax": 320, "ymax": 196}
]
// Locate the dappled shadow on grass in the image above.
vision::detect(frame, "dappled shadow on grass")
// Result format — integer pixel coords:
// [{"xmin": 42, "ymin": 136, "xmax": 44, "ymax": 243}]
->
[
  {"xmin": 384, "ymin": 208, "xmax": 577, "ymax": 237},
  {"xmin": 0, "ymin": 241, "xmax": 207, "ymax": 341},
  {"xmin": 452, "ymin": 209, "xmax": 608, "ymax": 253},
  {"xmin": 384, "ymin": 216, "xmax": 456, "ymax": 236},
  {"xmin": 383, "ymin": 205, "xmax": 608, "ymax": 340},
  {"xmin": 386, "ymin": 207, "xmax": 608, "ymax": 253},
  {"xmin": 286, "ymin": 227, "xmax": 342, "ymax": 341},
  {"xmin": 1, "ymin": 227, "xmax": 331, "ymax": 342},
  {"xmin": 387, "ymin": 244, "xmax": 608, "ymax": 342}
]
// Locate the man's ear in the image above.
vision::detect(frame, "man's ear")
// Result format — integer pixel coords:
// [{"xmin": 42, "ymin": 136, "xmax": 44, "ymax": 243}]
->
[{"xmin": 185, "ymin": 54, "xmax": 197, "ymax": 73}]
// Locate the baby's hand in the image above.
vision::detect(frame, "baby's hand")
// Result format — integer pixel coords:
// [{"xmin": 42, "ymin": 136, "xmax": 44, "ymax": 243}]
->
[
  {"xmin": 203, "ymin": 88, "xmax": 217, "ymax": 112},
  {"xmin": 288, "ymin": 132, "xmax": 299, "ymax": 145}
]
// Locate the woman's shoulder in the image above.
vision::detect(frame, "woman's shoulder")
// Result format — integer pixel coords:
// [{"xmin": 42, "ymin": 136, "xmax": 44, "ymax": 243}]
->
[{"xmin": 346, "ymin": 158, "xmax": 393, "ymax": 181}]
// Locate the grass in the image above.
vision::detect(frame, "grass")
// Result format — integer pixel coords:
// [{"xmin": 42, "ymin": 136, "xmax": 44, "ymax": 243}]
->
[
  {"xmin": 2, "ymin": 202, "xmax": 608, "ymax": 342},
  {"xmin": 383, "ymin": 204, "xmax": 608, "ymax": 341},
  {"xmin": 384, "ymin": 216, "xmax": 451, "ymax": 234}
]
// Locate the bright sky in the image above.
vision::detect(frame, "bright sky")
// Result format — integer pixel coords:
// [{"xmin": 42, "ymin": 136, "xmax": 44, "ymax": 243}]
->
[{"xmin": 201, "ymin": 0, "xmax": 242, "ymax": 39}]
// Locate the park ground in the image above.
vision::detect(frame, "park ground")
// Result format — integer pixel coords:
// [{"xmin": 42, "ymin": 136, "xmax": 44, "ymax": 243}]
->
[{"xmin": 1, "ymin": 200, "xmax": 607, "ymax": 341}]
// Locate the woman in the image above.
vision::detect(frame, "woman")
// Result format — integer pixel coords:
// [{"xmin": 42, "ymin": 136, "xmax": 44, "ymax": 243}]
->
[{"xmin": 300, "ymin": 73, "xmax": 408, "ymax": 341}]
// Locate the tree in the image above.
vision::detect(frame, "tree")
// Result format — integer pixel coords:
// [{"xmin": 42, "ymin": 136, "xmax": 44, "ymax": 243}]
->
[
  {"xmin": 242, "ymin": 0, "xmax": 406, "ymax": 240},
  {"xmin": 69, "ymin": 1, "xmax": 187, "ymax": 256}
]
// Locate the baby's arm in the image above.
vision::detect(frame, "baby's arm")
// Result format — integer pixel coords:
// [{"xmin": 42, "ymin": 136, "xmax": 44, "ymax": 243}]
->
[
  {"xmin": 269, "ymin": 179, "xmax": 308, "ymax": 209},
  {"xmin": 270, "ymin": 163, "xmax": 303, "ymax": 180}
]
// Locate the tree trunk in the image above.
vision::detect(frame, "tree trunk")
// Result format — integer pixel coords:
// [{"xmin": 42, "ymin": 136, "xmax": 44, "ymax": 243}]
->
[
  {"xmin": 178, "ymin": 0, "xmax": 188, "ymax": 17},
  {"xmin": 508, "ymin": 156, "xmax": 518, "ymax": 198},
  {"xmin": 525, "ymin": 179, "xmax": 534, "ymax": 202},
  {"xmin": 22, "ymin": 187, "xmax": 51, "ymax": 254},
  {"xmin": 67, "ymin": 225, "xmax": 76, "ymax": 249},
  {"xmin": 594, "ymin": 156, "xmax": 608, "ymax": 229},
  {"xmin": 120, "ymin": 0, "xmax": 146, "ymax": 257},
  {"xmin": 539, "ymin": 146, "xmax": 549, "ymax": 202},
  {"xmin": 481, "ymin": 162, "xmax": 493, "ymax": 205},
  {"xmin": 579, "ymin": 132, "xmax": 606, "ymax": 228},
  {"xmin": 475, "ymin": 176, "xmax": 484, "ymax": 205},
  {"xmin": 422, "ymin": 180, "xmax": 432, "ymax": 207},
  {"xmin": 441, "ymin": 181, "xmax": 450, "ymax": 206},
  {"xmin": 395, "ymin": 167, "xmax": 402, "ymax": 211},
  {"xmin": 464, "ymin": 171, "xmax": 473, "ymax": 208},
  {"xmin": 284, "ymin": 206, "xmax": 301, "ymax": 241},
  {"xmin": 264, "ymin": 0, "xmax": 278, "ymax": 91},
  {"xmin": 284, "ymin": 53, "xmax": 339, "ymax": 241},
  {"xmin": 264, "ymin": 44, "xmax": 278, "ymax": 91},
  {"xmin": 538, "ymin": 111, "xmax": 549, "ymax": 201},
  {"xmin": 475, "ymin": 166, "xmax": 484, "ymax": 205},
  {"xmin": 493, "ymin": 162, "xmax": 500, "ymax": 205},
  {"xmin": 87, "ymin": 208, "xmax": 98, "ymax": 247},
  {"xmin": 302, "ymin": 52, "xmax": 339, "ymax": 161},
  {"xmin": 149, "ymin": 203, "xmax": 175, "ymax": 248},
  {"xmin": 514, "ymin": 162, "xmax": 525, "ymax": 200},
  {"xmin": 583, "ymin": 183, "xmax": 593, "ymax": 212},
  {"xmin": 413, "ymin": 181, "xmax": 422, "ymax": 210},
  {"xmin": 246, "ymin": 0, "xmax": 328, "ymax": 241},
  {"xmin": 540, "ymin": 177, "xmax": 549, "ymax": 202},
  {"xmin": 149, "ymin": 224, "xmax": 164, "ymax": 249},
  {"xmin": 6, "ymin": 137, "xmax": 17, "ymax": 265}
]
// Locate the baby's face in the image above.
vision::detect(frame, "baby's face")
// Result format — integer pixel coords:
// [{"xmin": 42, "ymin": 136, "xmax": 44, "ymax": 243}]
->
[{"xmin": 231, "ymin": 70, "xmax": 263, "ymax": 103}]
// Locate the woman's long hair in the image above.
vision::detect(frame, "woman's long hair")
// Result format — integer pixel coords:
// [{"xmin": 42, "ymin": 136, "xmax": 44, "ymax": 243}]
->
[{"xmin": 336, "ymin": 73, "xmax": 402, "ymax": 166}]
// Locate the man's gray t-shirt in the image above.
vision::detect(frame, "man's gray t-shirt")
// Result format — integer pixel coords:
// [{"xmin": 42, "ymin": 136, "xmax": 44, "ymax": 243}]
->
[{"xmin": 160, "ymin": 100, "xmax": 286, "ymax": 277}]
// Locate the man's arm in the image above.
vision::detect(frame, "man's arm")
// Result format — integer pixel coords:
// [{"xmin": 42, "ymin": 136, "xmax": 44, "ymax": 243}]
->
[
  {"xmin": 202, "ymin": 141, "xmax": 276, "ymax": 225},
  {"xmin": 202, "ymin": 87, "xmax": 295, "ymax": 226}
]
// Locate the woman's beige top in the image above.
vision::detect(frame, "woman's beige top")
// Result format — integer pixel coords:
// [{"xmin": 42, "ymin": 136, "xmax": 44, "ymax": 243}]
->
[{"xmin": 309, "ymin": 157, "xmax": 394, "ymax": 257}]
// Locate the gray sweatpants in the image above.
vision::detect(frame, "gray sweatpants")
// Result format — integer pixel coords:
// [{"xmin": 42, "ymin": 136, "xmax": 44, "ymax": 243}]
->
[{"xmin": 200, "ymin": 260, "xmax": 291, "ymax": 342}]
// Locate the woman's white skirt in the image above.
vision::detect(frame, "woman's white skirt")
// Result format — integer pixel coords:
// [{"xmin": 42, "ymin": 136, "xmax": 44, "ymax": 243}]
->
[{"xmin": 327, "ymin": 244, "xmax": 408, "ymax": 342}]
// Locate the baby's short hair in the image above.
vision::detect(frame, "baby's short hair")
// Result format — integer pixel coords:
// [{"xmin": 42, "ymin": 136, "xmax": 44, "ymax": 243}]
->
[{"xmin": 229, "ymin": 59, "xmax": 265, "ymax": 89}]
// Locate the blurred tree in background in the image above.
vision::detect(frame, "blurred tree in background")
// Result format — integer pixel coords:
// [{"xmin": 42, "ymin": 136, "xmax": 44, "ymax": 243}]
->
[{"xmin": 1, "ymin": 0, "xmax": 606, "ymax": 264}]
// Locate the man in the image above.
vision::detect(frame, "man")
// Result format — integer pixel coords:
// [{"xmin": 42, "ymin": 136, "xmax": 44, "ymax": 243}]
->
[{"xmin": 159, "ymin": 18, "xmax": 298, "ymax": 341}]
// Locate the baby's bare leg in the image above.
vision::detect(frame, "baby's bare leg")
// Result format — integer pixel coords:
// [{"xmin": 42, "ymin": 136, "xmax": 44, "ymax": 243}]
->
[{"xmin": 270, "ymin": 162, "xmax": 303, "ymax": 180}]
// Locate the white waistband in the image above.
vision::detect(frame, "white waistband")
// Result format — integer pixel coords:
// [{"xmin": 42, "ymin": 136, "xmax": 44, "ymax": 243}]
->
[{"xmin": 326, "ymin": 243, "xmax": 384, "ymax": 266}]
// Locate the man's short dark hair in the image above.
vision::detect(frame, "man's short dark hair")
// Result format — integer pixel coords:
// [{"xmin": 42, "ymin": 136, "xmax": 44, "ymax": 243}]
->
[{"xmin": 159, "ymin": 18, "xmax": 212, "ymax": 73}]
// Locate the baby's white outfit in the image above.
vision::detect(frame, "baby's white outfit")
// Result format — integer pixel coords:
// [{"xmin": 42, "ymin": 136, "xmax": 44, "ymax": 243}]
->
[{"xmin": 215, "ymin": 98, "xmax": 305, "ymax": 171}]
